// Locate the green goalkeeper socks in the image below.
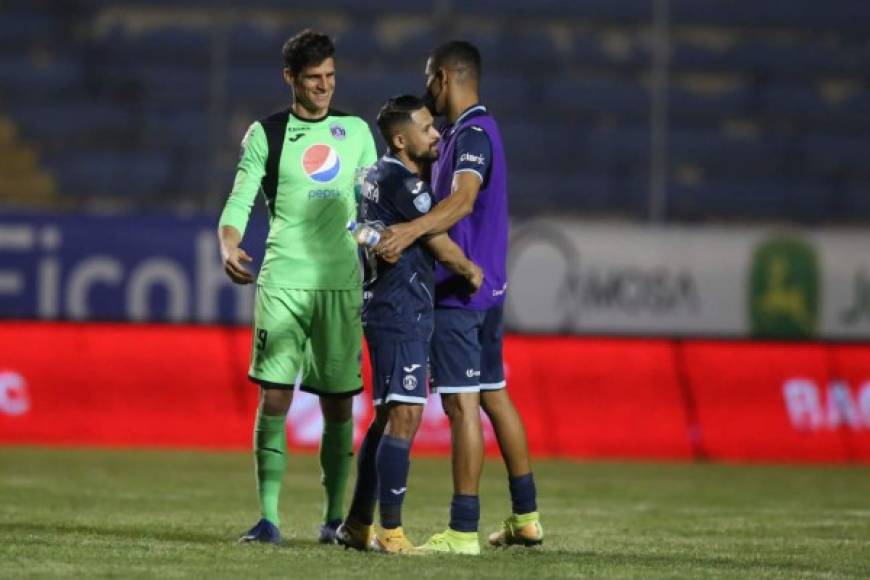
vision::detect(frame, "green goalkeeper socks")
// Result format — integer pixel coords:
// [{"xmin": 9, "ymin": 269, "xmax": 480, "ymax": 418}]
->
[
  {"xmin": 254, "ymin": 413, "xmax": 288, "ymax": 526},
  {"xmin": 319, "ymin": 419, "xmax": 354, "ymax": 523}
]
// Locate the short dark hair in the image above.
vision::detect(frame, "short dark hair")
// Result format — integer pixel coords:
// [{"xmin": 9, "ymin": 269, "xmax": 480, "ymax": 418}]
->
[
  {"xmin": 377, "ymin": 95, "xmax": 427, "ymax": 150},
  {"xmin": 429, "ymin": 40, "xmax": 481, "ymax": 81},
  {"xmin": 282, "ymin": 29, "xmax": 335, "ymax": 74}
]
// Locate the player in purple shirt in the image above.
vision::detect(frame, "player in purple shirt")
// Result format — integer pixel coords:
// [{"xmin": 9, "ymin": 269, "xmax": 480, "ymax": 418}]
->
[{"xmin": 377, "ymin": 41, "xmax": 543, "ymax": 555}]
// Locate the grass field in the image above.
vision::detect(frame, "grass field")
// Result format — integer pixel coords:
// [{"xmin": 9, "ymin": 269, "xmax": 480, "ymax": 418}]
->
[{"xmin": 0, "ymin": 448, "xmax": 868, "ymax": 579}]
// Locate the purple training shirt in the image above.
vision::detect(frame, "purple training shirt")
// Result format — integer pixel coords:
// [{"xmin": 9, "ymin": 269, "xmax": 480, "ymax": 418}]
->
[{"xmin": 431, "ymin": 105, "xmax": 509, "ymax": 310}]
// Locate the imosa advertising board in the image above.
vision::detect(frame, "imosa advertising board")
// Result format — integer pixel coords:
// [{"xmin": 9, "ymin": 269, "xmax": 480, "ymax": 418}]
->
[{"xmin": 506, "ymin": 219, "xmax": 870, "ymax": 339}]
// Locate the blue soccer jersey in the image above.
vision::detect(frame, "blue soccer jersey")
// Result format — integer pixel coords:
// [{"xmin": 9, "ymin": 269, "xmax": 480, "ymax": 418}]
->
[{"xmin": 359, "ymin": 154, "xmax": 436, "ymax": 343}]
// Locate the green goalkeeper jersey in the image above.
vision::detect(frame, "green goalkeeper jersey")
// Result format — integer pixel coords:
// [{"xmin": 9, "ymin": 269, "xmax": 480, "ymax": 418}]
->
[{"xmin": 219, "ymin": 108, "xmax": 378, "ymax": 290}]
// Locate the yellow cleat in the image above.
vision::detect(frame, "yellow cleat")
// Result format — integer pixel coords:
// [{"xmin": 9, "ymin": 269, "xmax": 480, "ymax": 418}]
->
[
  {"xmin": 335, "ymin": 519, "xmax": 374, "ymax": 551},
  {"xmin": 373, "ymin": 526, "xmax": 418, "ymax": 555},
  {"xmin": 417, "ymin": 528, "xmax": 480, "ymax": 555},
  {"xmin": 488, "ymin": 512, "xmax": 543, "ymax": 547}
]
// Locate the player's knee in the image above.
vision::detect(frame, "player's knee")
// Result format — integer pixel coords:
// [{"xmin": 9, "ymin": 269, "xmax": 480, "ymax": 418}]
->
[
  {"xmin": 320, "ymin": 395, "xmax": 353, "ymax": 422},
  {"xmin": 442, "ymin": 393, "xmax": 481, "ymax": 424},
  {"xmin": 386, "ymin": 404, "xmax": 423, "ymax": 439},
  {"xmin": 480, "ymin": 388, "xmax": 511, "ymax": 416},
  {"xmin": 370, "ymin": 406, "xmax": 390, "ymax": 431},
  {"xmin": 260, "ymin": 386, "xmax": 293, "ymax": 415}
]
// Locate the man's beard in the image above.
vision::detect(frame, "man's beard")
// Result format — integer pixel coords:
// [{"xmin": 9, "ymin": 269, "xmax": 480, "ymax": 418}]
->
[{"xmin": 408, "ymin": 146, "xmax": 438, "ymax": 165}]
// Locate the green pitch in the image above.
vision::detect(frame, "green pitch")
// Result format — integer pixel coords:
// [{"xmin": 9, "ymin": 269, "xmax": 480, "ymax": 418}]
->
[{"xmin": 1, "ymin": 448, "xmax": 868, "ymax": 579}]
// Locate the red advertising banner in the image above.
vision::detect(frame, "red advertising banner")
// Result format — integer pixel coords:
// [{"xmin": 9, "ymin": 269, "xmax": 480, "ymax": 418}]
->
[
  {"xmin": 502, "ymin": 337, "xmax": 693, "ymax": 459},
  {"xmin": 1, "ymin": 323, "xmax": 869, "ymax": 463}
]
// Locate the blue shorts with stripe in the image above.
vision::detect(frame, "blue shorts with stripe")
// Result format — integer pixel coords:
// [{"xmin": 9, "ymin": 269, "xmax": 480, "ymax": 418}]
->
[
  {"xmin": 430, "ymin": 304, "xmax": 506, "ymax": 394},
  {"xmin": 367, "ymin": 339, "xmax": 429, "ymax": 406}
]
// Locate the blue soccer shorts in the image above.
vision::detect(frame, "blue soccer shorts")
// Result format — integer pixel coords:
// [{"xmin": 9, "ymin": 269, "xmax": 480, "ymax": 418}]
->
[
  {"xmin": 367, "ymin": 339, "xmax": 429, "ymax": 406},
  {"xmin": 430, "ymin": 304, "xmax": 506, "ymax": 394}
]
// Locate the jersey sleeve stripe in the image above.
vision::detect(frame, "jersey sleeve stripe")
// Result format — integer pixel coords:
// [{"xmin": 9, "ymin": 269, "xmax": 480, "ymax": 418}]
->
[{"xmin": 454, "ymin": 168, "xmax": 484, "ymax": 181}]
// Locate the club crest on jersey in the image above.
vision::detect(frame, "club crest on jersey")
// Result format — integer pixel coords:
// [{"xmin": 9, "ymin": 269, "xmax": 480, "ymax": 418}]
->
[
  {"xmin": 302, "ymin": 144, "xmax": 341, "ymax": 183},
  {"xmin": 414, "ymin": 192, "xmax": 431, "ymax": 213},
  {"xmin": 330, "ymin": 123, "xmax": 347, "ymax": 140}
]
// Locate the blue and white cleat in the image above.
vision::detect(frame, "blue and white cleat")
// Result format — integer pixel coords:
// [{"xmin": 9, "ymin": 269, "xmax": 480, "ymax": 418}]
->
[
  {"xmin": 319, "ymin": 519, "xmax": 343, "ymax": 544},
  {"xmin": 239, "ymin": 518, "xmax": 282, "ymax": 545}
]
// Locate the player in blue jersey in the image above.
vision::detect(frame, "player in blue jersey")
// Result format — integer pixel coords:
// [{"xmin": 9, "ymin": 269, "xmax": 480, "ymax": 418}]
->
[
  {"xmin": 377, "ymin": 42, "xmax": 543, "ymax": 555},
  {"xmin": 336, "ymin": 95, "xmax": 483, "ymax": 554}
]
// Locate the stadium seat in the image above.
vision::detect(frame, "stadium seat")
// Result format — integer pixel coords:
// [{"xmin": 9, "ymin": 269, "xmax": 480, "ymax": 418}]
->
[
  {"xmin": 47, "ymin": 152, "xmax": 171, "ymax": 197},
  {"xmin": 1, "ymin": 1, "xmax": 867, "ymax": 221},
  {"xmin": 481, "ymin": 76, "xmax": 531, "ymax": 116},
  {"xmin": 10, "ymin": 103, "xmax": 133, "ymax": 142},
  {"xmin": 457, "ymin": 0, "xmax": 651, "ymax": 20},
  {"xmin": 0, "ymin": 58, "xmax": 83, "ymax": 98},
  {"xmin": 542, "ymin": 77, "xmax": 648, "ymax": 117}
]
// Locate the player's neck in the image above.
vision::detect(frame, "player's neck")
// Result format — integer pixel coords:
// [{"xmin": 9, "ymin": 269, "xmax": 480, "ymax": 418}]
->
[
  {"xmin": 394, "ymin": 151, "xmax": 422, "ymax": 176},
  {"xmin": 292, "ymin": 100, "xmax": 329, "ymax": 120},
  {"xmin": 446, "ymin": 93, "xmax": 480, "ymax": 124}
]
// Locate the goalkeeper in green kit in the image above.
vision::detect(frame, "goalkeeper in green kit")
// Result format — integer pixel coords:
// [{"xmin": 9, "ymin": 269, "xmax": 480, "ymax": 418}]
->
[{"xmin": 218, "ymin": 29, "xmax": 377, "ymax": 544}]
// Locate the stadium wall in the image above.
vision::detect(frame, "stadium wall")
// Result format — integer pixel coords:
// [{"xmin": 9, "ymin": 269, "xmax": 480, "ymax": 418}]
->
[
  {"xmin": 1, "ymin": 322, "xmax": 868, "ymax": 464},
  {"xmin": 2, "ymin": 214, "xmax": 869, "ymax": 340}
]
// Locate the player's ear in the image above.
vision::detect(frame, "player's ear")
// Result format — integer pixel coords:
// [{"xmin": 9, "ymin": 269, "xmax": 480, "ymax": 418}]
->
[
  {"xmin": 391, "ymin": 132, "xmax": 406, "ymax": 152},
  {"xmin": 282, "ymin": 67, "xmax": 294, "ymax": 87}
]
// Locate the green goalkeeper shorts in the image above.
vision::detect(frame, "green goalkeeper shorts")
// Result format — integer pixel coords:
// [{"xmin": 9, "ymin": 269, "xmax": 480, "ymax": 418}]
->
[{"xmin": 248, "ymin": 286, "xmax": 363, "ymax": 397}]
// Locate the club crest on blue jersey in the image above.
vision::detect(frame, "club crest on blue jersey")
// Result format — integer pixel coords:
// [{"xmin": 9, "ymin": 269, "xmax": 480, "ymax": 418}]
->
[
  {"xmin": 302, "ymin": 144, "xmax": 341, "ymax": 183},
  {"xmin": 413, "ymin": 192, "xmax": 432, "ymax": 213}
]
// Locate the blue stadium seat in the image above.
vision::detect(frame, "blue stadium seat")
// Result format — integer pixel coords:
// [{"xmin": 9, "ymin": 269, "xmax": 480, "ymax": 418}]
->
[
  {"xmin": 672, "ymin": 0, "xmax": 870, "ymax": 29},
  {"xmin": 10, "ymin": 103, "xmax": 132, "ymax": 141},
  {"xmin": 542, "ymin": 77, "xmax": 648, "ymax": 117},
  {"xmin": 142, "ymin": 109, "xmax": 210, "ymax": 148},
  {"xmin": 581, "ymin": 126, "xmax": 650, "ymax": 168},
  {"xmin": 669, "ymin": 129, "xmax": 788, "ymax": 176},
  {"xmin": 0, "ymin": 12, "xmax": 60, "ymax": 47},
  {"xmin": 510, "ymin": 172, "xmax": 619, "ymax": 214},
  {"xmin": 0, "ymin": 1, "xmax": 865, "ymax": 222},
  {"xmin": 677, "ymin": 179, "xmax": 789, "ymax": 219},
  {"xmin": 335, "ymin": 27, "xmax": 382, "ymax": 62},
  {"xmin": 571, "ymin": 33, "xmax": 647, "ymax": 70},
  {"xmin": 669, "ymin": 83, "xmax": 751, "ymax": 118},
  {"xmin": 337, "ymin": 69, "xmax": 422, "ymax": 112},
  {"xmin": 139, "ymin": 64, "xmax": 210, "ymax": 105},
  {"xmin": 0, "ymin": 58, "xmax": 82, "ymax": 98},
  {"xmin": 379, "ymin": 26, "xmax": 437, "ymax": 65},
  {"xmin": 453, "ymin": 27, "xmax": 502, "ymax": 65},
  {"xmin": 801, "ymin": 134, "xmax": 870, "ymax": 174},
  {"xmin": 481, "ymin": 76, "xmax": 530, "ymax": 116},
  {"xmin": 499, "ymin": 28, "xmax": 566, "ymax": 68},
  {"xmin": 764, "ymin": 84, "xmax": 826, "ymax": 117},
  {"xmin": 136, "ymin": 27, "xmax": 212, "ymax": 63},
  {"xmin": 93, "ymin": 25, "xmax": 212, "ymax": 66},
  {"xmin": 228, "ymin": 24, "xmax": 283, "ymax": 63},
  {"xmin": 47, "ymin": 152, "xmax": 171, "ymax": 197},
  {"xmin": 225, "ymin": 65, "xmax": 287, "ymax": 105},
  {"xmin": 842, "ymin": 182, "xmax": 870, "ymax": 218},
  {"xmin": 499, "ymin": 121, "xmax": 554, "ymax": 170},
  {"xmin": 457, "ymin": 0, "xmax": 650, "ymax": 20}
]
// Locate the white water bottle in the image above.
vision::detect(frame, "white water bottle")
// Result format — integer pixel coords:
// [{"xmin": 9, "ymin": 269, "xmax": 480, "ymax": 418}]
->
[{"xmin": 347, "ymin": 220, "xmax": 383, "ymax": 247}]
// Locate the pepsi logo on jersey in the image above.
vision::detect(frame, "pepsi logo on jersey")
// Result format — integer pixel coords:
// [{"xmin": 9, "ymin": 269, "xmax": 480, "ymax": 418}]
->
[{"xmin": 303, "ymin": 144, "xmax": 341, "ymax": 183}]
